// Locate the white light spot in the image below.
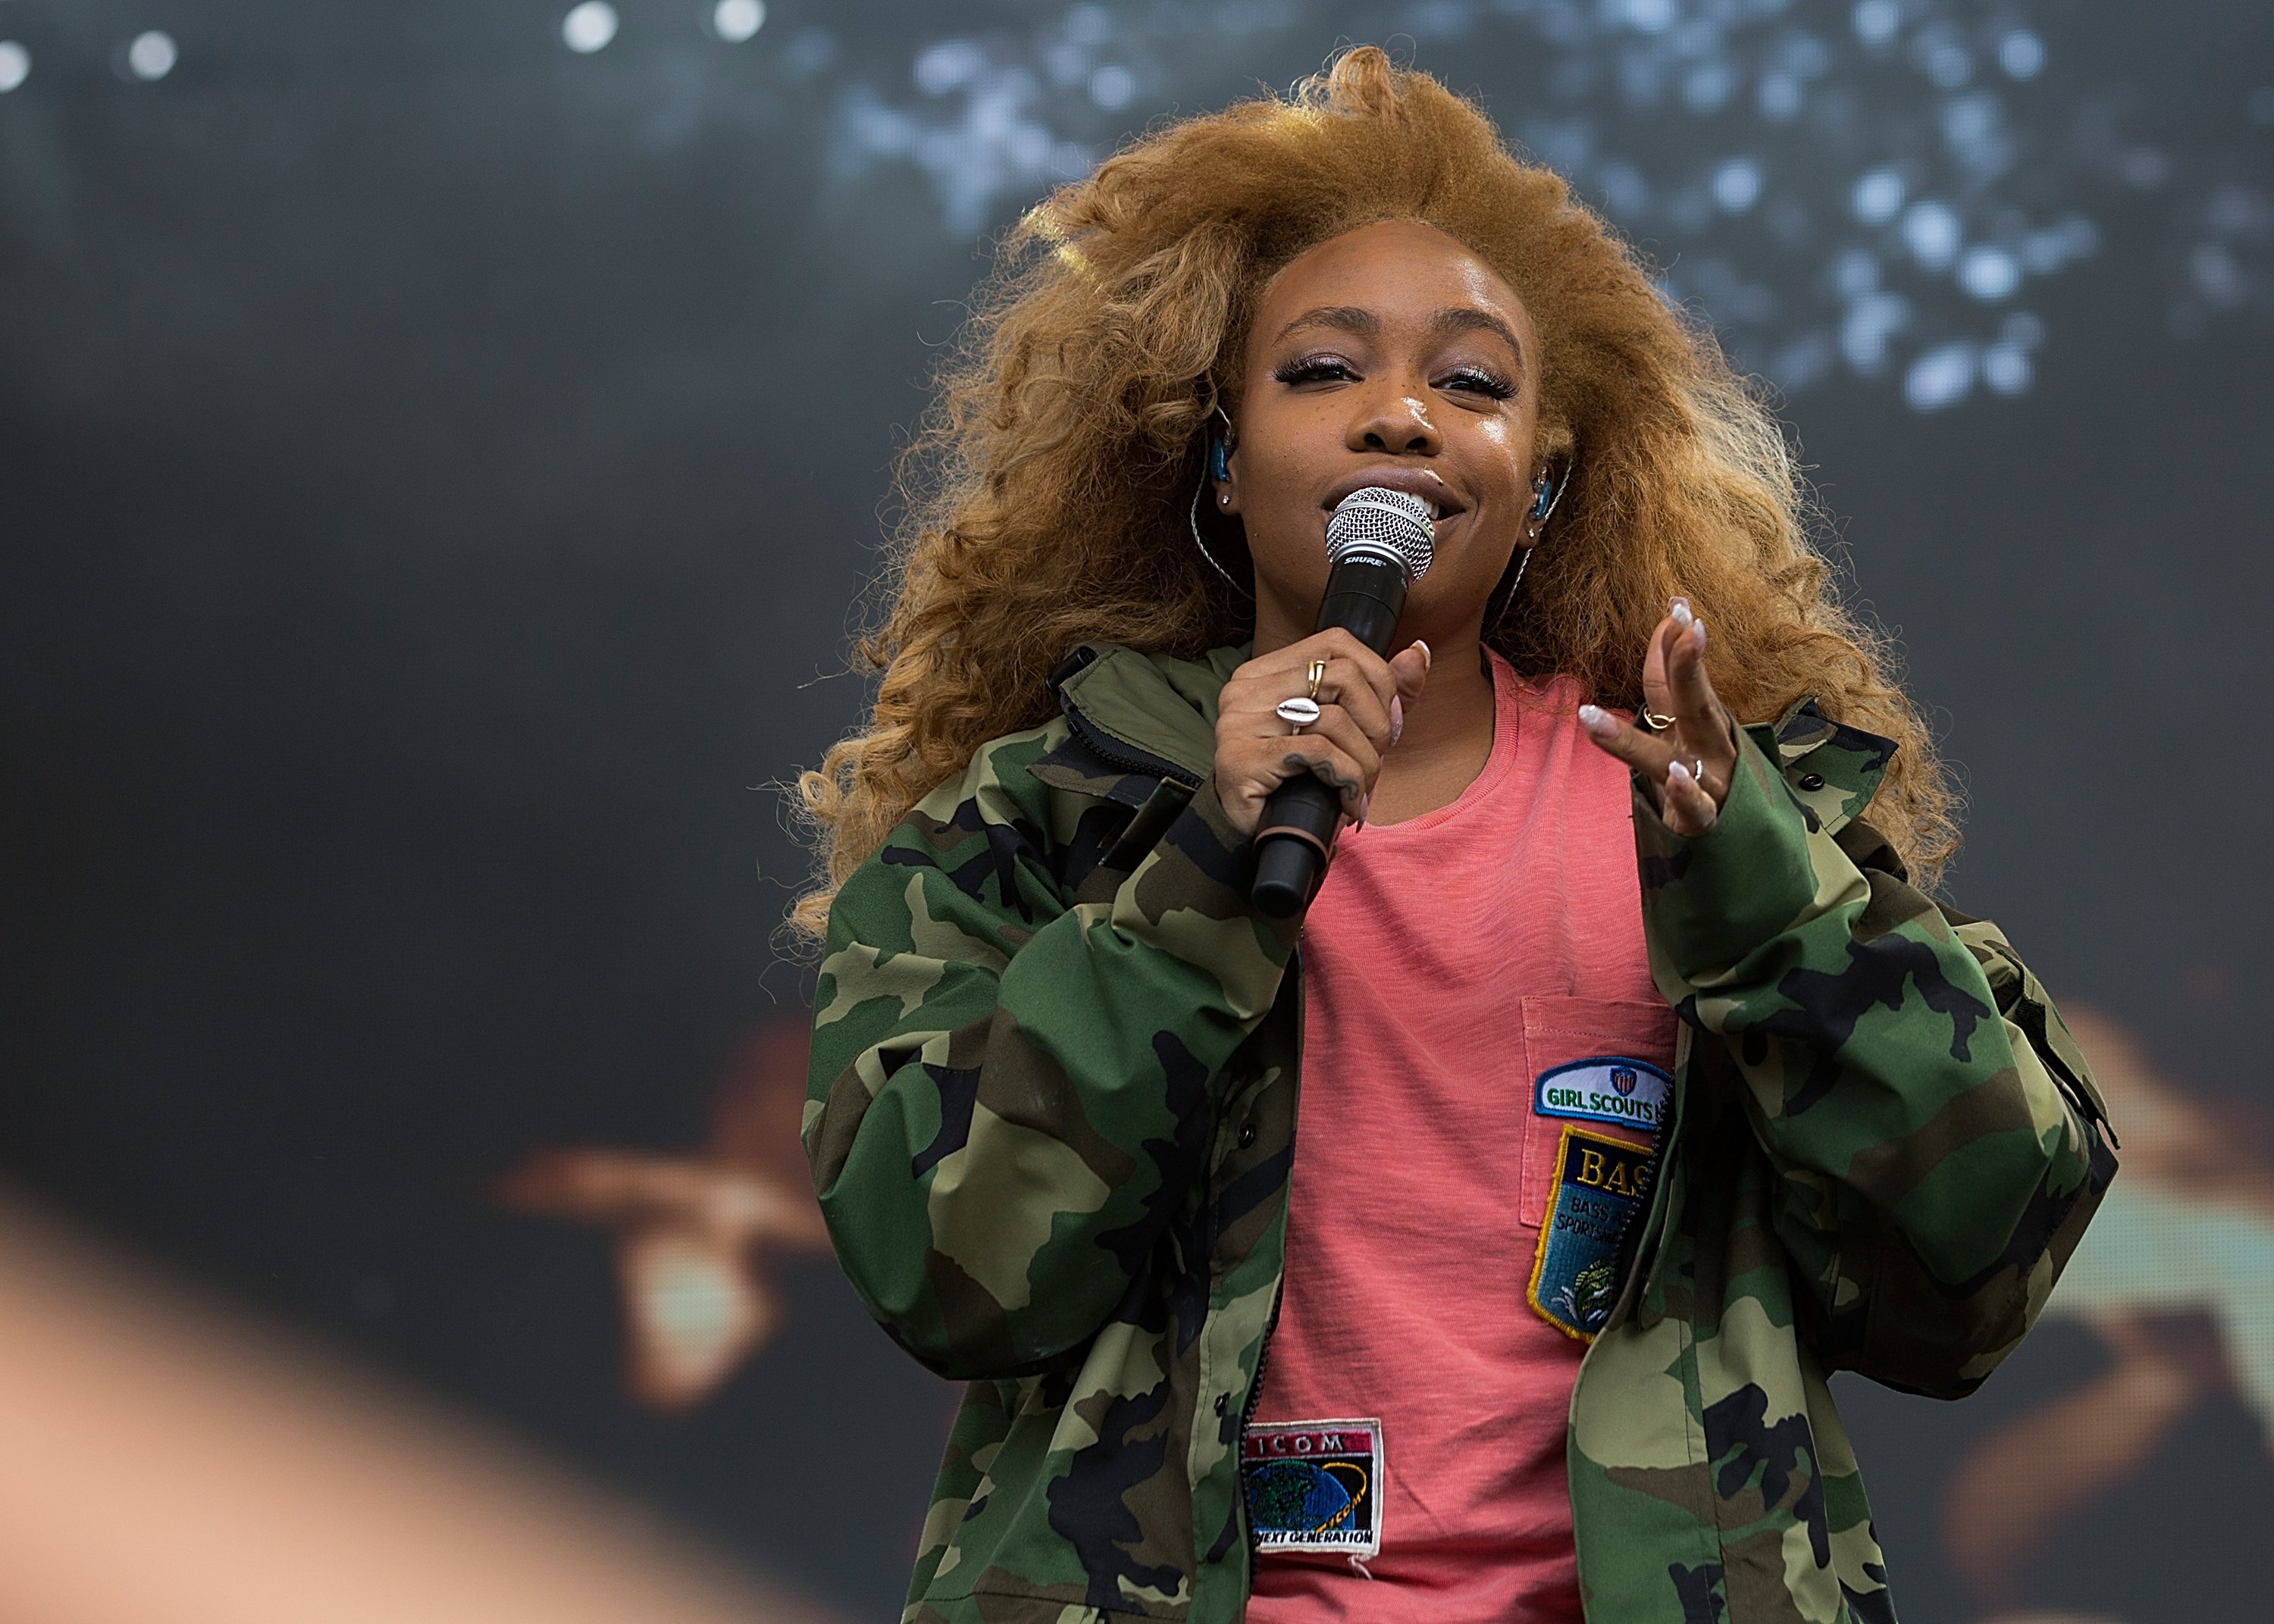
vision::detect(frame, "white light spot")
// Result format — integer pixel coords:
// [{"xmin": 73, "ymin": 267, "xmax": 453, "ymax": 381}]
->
[
  {"xmin": 126, "ymin": 30, "xmax": 177, "ymax": 81},
  {"xmin": 913, "ymin": 39, "xmax": 983, "ymax": 96},
  {"xmin": 1957, "ymin": 245, "xmax": 2021, "ymax": 300},
  {"xmin": 713, "ymin": 0, "xmax": 765, "ymax": 44},
  {"xmin": 1064, "ymin": 4, "xmax": 1112, "ymax": 47},
  {"xmin": 1087, "ymin": 63, "xmax": 1135, "ymax": 110},
  {"xmin": 1681, "ymin": 61, "xmax": 1737, "ymax": 114},
  {"xmin": 1853, "ymin": 0, "xmax": 1900, "ymax": 47},
  {"xmin": 1904, "ymin": 341, "xmax": 1978, "ymax": 411},
  {"xmin": 561, "ymin": 2, "xmax": 617, "ymax": 54},
  {"xmin": 1981, "ymin": 342, "xmax": 2032, "ymax": 395},
  {"xmin": 0, "ymin": 41, "xmax": 26, "ymax": 93},
  {"xmin": 1834, "ymin": 249, "xmax": 1880, "ymax": 299},
  {"xmin": 1712, "ymin": 158, "xmax": 1762, "ymax": 214},
  {"xmin": 1840, "ymin": 292, "xmax": 1909, "ymax": 374},
  {"xmin": 1758, "ymin": 72, "xmax": 1802, "ymax": 122},
  {"xmin": 1623, "ymin": 0, "xmax": 1677, "ymax": 33},
  {"xmin": 1901, "ymin": 199, "xmax": 1962, "ymax": 270},
  {"xmin": 2191, "ymin": 243, "xmax": 2247, "ymax": 308},
  {"xmin": 1998, "ymin": 30, "xmax": 2044, "ymax": 80},
  {"xmin": 1853, "ymin": 168, "xmax": 1905, "ymax": 224},
  {"xmin": 2000, "ymin": 311, "xmax": 2046, "ymax": 349},
  {"xmin": 1926, "ymin": 42, "xmax": 1972, "ymax": 89}
]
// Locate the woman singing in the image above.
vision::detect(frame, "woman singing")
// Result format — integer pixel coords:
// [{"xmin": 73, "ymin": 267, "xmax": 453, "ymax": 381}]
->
[{"xmin": 795, "ymin": 49, "xmax": 2114, "ymax": 1624}]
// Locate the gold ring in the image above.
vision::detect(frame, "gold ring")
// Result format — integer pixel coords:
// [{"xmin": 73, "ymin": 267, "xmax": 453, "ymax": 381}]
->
[
  {"xmin": 1640, "ymin": 708, "xmax": 1677, "ymax": 731},
  {"xmin": 1306, "ymin": 659, "xmax": 1326, "ymax": 702}
]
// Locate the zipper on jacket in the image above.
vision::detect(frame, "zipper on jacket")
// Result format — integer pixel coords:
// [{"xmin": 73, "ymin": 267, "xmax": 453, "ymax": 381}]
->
[{"xmin": 1238, "ymin": 1282, "xmax": 1283, "ymax": 1590}]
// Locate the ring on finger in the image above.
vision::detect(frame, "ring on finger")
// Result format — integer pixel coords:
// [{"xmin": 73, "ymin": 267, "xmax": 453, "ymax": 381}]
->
[
  {"xmin": 1640, "ymin": 707, "xmax": 1677, "ymax": 731},
  {"xmin": 1305, "ymin": 659, "xmax": 1326, "ymax": 702},
  {"xmin": 1688, "ymin": 757, "xmax": 1706, "ymax": 790},
  {"xmin": 1276, "ymin": 696, "xmax": 1322, "ymax": 732}
]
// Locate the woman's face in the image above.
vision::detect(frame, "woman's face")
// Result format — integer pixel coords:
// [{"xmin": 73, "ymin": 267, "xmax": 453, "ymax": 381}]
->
[{"xmin": 1222, "ymin": 218, "xmax": 1543, "ymax": 652}]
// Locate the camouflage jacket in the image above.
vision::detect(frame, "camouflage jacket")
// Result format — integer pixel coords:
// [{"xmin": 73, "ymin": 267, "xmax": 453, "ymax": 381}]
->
[{"xmin": 804, "ymin": 642, "xmax": 2116, "ymax": 1624}]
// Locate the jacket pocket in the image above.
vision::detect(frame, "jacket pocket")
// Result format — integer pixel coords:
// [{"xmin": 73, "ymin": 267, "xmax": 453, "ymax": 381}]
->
[{"xmin": 1517, "ymin": 995, "xmax": 1677, "ymax": 1230}]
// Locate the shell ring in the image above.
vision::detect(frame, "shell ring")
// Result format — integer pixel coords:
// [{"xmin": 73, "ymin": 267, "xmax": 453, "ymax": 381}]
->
[
  {"xmin": 1276, "ymin": 696, "xmax": 1321, "ymax": 731},
  {"xmin": 1276, "ymin": 658, "xmax": 1330, "ymax": 732}
]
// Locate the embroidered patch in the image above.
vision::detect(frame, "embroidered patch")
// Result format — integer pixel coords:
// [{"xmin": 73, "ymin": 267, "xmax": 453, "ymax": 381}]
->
[
  {"xmin": 1533, "ymin": 1055, "xmax": 1673, "ymax": 1132},
  {"xmin": 1241, "ymin": 1419, "xmax": 1383, "ymax": 1558},
  {"xmin": 1527, "ymin": 1125, "xmax": 1654, "ymax": 1341}
]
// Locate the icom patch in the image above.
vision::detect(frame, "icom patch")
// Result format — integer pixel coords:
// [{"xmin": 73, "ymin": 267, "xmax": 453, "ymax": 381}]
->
[
  {"xmin": 1527, "ymin": 1125, "xmax": 1654, "ymax": 1341},
  {"xmin": 1241, "ymin": 1419, "xmax": 1383, "ymax": 1559}
]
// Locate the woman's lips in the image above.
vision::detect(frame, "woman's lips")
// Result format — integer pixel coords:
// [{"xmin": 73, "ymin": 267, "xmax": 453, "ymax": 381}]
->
[{"xmin": 1323, "ymin": 467, "xmax": 1466, "ymax": 519}]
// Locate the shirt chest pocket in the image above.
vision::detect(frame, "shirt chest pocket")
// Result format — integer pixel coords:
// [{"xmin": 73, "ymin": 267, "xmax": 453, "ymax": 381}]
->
[{"xmin": 1517, "ymin": 994, "xmax": 1677, "ymax": 1231}]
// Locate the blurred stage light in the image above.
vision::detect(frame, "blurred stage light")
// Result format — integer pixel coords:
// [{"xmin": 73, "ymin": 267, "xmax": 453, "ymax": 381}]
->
[
  {"xmin": 126, "ymin": 30, "xmax": 176, "ymax": 82},
  {"xmin": 1087, "ymin": 64, "xmax": 1135, "ymax": 111},
  {"xmin": 1904, "ymin": 339, "xmax": 1978, "ymax": 411},
  {"xmin": 831, "ymin": 1, "xmax": 2271, "ymax": 412},
  {"xmin": 1712, "ymin": 158, "xmax": 1762, "ymax": 214},
  {"xmin": 0, "ymin": 41, "xmax": 27, "ymax": 93},
  {"xmin": 1852, "ymin": 167, "xmax": 1906, "ymax": 224},
  {"xmin": 1958, "ymin": 244, "xmax": 2022, "ymax": 300},
  {"xmin": 713, "ymin": 0, "xmax": 764, "ymax": 45},
  {"xmin": 562, "ymin": 3, "xmax": 619, "ymax": 55},
  {"xmin": 1998, "ymin": 30, "xmax": 2046, "ymax": 81},
  {"xmin": 1902, "ymin": 199, "xmax": 1962, "ymax": 269},
  {"xmin": 1853, "ymin": 1, "xmax": 1900, "ymax": 49}
]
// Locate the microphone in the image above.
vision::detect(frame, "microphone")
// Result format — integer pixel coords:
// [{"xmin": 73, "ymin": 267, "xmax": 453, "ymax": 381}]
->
[{"xmin": 1249, "ymin": 487, "xmax": 1436, "ymax": 918}]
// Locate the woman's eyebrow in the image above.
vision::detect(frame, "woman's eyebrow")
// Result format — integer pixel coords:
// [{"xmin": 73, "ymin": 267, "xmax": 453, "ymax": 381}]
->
[
  {"xmin": 1273, "ymin": 305, "xmax": 1380, "ymax": 343},
  {"xmin": 1431, "ymin": 308, "xmax": 1525, "ymax": 371}
]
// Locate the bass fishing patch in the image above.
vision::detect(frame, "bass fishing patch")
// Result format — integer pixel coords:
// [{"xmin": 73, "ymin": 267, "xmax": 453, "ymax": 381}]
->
[
  {"xmin": 1527, "ymin": 1125, "xmax": 1654, "ymax": 1341},
  {"xmin": 1241, "ymin": 1419, "xmax": 1382, "ymax": 1558},
  {"xmin": 1533, "ymin": 1055, "xmax": 1672, "ymax": 1133}
]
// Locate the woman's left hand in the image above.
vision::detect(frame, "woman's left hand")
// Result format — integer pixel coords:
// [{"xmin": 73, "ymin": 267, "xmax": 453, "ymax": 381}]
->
[{"xmin": 1577, "ymin": 596, "xmax": 1737, "ymax": 836}]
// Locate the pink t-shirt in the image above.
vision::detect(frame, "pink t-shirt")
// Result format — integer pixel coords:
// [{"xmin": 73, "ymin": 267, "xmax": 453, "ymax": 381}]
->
[{"xmin": 1245, "ymin": 655, "xmax": 1676, "ymax": 1622}]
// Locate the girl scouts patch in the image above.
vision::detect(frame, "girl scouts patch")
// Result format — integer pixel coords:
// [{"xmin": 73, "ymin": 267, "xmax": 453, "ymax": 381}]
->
[
  {"xmin": 1528, "ymin": 1125, "xmax": 1654, "ymax": 1341},
  {"xmin": 1533, "ymin": 1056, "xmax": 1672, "ymax": 1132},
  {"xmin": 1241, "ymin": 1419, "xmax": 1383, "ymax": 1558}
]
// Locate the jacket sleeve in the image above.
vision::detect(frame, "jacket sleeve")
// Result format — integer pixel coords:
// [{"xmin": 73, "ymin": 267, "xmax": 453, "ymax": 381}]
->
[
  {"xmin": 802, "ymin": 731, "xmax": 1296, "ymax": 1381},
  {"xmin": 1637, "ymin": 723, "xmax": 2118, "ymax": 1398}
]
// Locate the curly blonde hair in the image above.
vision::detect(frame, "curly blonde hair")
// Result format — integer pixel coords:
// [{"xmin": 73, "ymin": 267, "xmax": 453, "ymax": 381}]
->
[{"xmin": 791, "ymin": 46, "xmax": 1956, "ymax": 939}]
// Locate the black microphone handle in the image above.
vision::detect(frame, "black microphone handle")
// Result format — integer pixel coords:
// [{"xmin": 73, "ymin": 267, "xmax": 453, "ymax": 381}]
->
[{"xmin": 1250, "ymin": 555, "xmax": 1410, "ymax": 918}]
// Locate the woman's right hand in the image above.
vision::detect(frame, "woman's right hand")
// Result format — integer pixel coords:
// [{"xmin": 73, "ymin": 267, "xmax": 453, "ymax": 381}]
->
[{"xmin": 1214, "ymin": 629, "xmax": 1432, "ymax": 837}]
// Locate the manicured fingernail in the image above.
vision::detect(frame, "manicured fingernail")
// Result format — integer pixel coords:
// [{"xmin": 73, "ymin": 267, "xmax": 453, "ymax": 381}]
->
[
  {"xmin": 1389, "ymin": 694, "xmax": 1405, "ymax": 746},
  {"xmin": 1412, "ymin": 638, "xmax": 1432, "ymax": 668},
  {"xmin": 1666, "ymin": 759, "xmax": 1695, "ymax": 791},
  {"xmin": 1691, "ymin": 618, "xmax": 1707, "ymax": 652},
  {"xmin": 1671, "ymin": 599, "xmax": 1693, "ymax": 627},
  {"xmin": 1358, "ymin": 791, "xmax": 1372, "ymax": 829},
  {"xmin": 1578, "ymin": 702, "xmax": 1615, "ymax": 737}
]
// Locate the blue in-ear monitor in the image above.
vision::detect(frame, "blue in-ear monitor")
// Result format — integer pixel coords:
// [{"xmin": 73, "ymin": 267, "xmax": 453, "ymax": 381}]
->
[{"xmin": 1210, "ymin": 437, "xmax": 1230, "ymax": 482}]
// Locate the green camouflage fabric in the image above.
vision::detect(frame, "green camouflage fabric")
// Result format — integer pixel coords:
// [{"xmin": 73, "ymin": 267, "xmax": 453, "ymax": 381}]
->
[{"xmin": 803, "ymin": 642, "xmax": 2116, "ymax": 1624}]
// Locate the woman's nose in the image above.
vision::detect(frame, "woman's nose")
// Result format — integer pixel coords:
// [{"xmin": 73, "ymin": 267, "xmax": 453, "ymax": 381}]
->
[{"xmin": 1346, "ymin": 381, "xmax": 1442, "ymax": 455}]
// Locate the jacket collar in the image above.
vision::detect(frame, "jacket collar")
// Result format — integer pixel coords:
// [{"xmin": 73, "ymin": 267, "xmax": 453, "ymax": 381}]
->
[
  {"xmin": 1028, "ymin": 641, "xmax": 1238, "ymax": 803},
  {"xmin": 1032, "ymin": 642, "xmax": 1900, "ymax": 838}
]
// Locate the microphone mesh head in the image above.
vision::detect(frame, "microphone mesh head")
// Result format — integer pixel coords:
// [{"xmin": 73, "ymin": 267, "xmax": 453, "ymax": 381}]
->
[{"xmin": 1326, "ymin": 487, "xmax": 1435, "ymax": 582}]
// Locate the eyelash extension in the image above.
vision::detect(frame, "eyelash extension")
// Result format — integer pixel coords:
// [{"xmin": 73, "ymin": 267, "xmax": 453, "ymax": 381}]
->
[
  {"xmin": 1272, "ymin": 356, "xmax": 1353, "ymax": 385},
  {"xmin": 1272, "ymin": 355, "xmax": 1517, "ymax": 400},
  {"xmin": 1442, "ymin": 367, "xmax": 1517, "ymax": 399}
]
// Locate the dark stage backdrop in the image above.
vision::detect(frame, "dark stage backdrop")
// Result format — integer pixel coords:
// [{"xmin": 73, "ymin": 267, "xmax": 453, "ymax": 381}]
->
[{"xmin": 2, "ymin": 3, "xmax": 2270, "ymax": 1619}]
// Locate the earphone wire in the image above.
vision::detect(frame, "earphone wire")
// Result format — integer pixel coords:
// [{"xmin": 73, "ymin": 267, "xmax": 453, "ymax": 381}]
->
[{"xmin": 1190, "ymin": 403, "xmax": 1254, "ymax": 599}]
